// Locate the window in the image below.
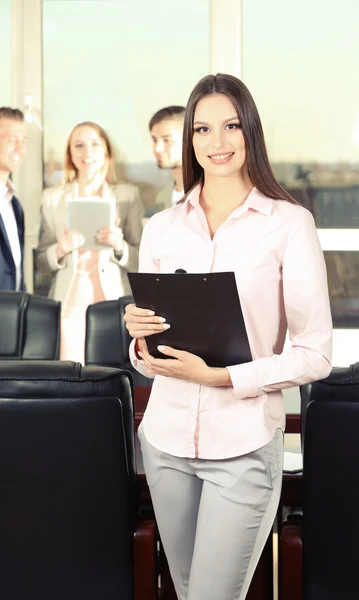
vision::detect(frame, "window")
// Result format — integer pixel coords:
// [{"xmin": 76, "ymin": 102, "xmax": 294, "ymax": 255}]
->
[
  {"xmin": 42, "ymin": 0, "xmax": 210, "ymax": 211},
  {"xmin": 0, "ymin": 0, "xmax": 11, "ymax": 106},
  {"xmin": 243, "ymin": 0, "xmax": 359, "ymax": 350}
]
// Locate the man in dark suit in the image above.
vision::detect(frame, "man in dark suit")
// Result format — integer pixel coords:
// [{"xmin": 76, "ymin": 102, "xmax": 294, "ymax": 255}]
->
[{"xmin": 0, "ymin": 107, "xmax": 27, "ymax": 290}]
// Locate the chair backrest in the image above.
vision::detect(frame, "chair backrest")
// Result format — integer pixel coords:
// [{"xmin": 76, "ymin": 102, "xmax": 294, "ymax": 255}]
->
[
  {"xmin": 303, "ymin": 362, "xmax": 359, "ymax": 600},
  {"xmin": 0, "ymin": 291, "xmax": 60, "ymax": 360},
  {"xmin": 85, "ymin": 296, "xmax": 133, "ymax": 368},
  {"xmin": 299, "ymin": 382, "xmax": 313, "ymax": 445},
  {"xmin": 0, "ymin": 361, "xmax": 135, "ymax": 600},
  {"xmin": 85, "ymin": 297, "xmax": 153, "ymax": 387}
]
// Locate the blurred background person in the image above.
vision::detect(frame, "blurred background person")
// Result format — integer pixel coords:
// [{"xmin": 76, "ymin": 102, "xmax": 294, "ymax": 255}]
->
[
  {"xmin": 0, "ymin": 107, "xmax": 27, "ymax": 291},
  {"xmin": 36, "ymin": 120, "xmax": 143, "ymax": 363},
  {"xmin": 146, "ymin": 106, "xmax": 185, "ymax": 216}
]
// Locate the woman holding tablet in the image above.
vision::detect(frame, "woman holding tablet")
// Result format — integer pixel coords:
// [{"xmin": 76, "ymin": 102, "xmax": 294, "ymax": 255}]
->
[
  {"xmin": 36, "ymin": 121, "xmax": 142, "ymax": 362},
  {"xmin": 124, "ymin": 74, "xmax": 332, "ymax": 600}
]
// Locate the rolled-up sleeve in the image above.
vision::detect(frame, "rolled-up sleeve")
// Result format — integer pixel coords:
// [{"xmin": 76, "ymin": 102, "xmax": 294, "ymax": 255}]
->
[
  {"xmin": 129, "ymin": 339, "xmax": 156, "ymax": 379},
  {"xmin": 227, "ymin": 210, "xmax": 332, "ymax": 400}
]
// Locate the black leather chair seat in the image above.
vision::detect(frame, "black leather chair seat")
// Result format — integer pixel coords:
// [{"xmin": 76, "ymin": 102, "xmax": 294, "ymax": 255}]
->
[{"xmin": 0, "ymin": 361, "xmax": 156, "ymax": 600}]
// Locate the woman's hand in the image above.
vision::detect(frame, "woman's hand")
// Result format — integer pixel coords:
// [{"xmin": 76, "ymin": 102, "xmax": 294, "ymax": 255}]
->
[
  {"xmin": 124, "ymin": 304, "xmax": 232, "ymax": 386},
  {"xmin": 96, "ymin": 225, "xmax": 124, "ymax": 253},
  {"xmin": 138, "ymin": 344, "xmax": 232, "ymax": 387},
  {"xmin": 124, "ymin": 303, "xmax": 171, "ymax": 370},
  {"xmin": 123, "ymin": 303, "xmax": 170, "ymax": 339},
  {"xmin": 57, "ymin": 229, "xmax": 85, "ymax": 260}
]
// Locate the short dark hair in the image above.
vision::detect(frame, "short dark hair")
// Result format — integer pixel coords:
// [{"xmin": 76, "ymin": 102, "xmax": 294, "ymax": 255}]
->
[
  {"xmin": 149, "ymin": 106, "xmax": 185, "ymax": 131},
  {"xmin": 0, "ymin": 107, "xmax": 25, "ymax": 122}
]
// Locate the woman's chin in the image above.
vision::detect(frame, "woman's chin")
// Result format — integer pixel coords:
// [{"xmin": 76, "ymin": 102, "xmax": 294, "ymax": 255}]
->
[{"xmin": 78, "ymin": 166, "xmax": 100, "ymax": 178}]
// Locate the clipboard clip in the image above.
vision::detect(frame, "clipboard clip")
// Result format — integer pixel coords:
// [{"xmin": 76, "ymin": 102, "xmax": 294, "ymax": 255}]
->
[{"xmin": 175, "ymin": 269, "xmax": 187, "ymax": 274}]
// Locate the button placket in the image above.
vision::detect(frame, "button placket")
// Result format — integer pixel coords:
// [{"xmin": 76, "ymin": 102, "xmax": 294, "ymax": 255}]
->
[{"xmin": 185, "ymin": 384, "xmax": 200, "ymax": 457}]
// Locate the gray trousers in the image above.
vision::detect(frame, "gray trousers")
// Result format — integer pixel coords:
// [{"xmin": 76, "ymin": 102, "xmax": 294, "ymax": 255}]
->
[{"xmin": 138, "ymin": 424, "xmax": 284, "ymax": 600}]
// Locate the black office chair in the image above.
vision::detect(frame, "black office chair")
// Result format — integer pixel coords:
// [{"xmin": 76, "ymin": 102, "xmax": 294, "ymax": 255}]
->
[
  {"xmin": 85, "ymin": 296, "xmax": 153, "ymax": 387},
  {"xmin": 299, "ymin": 381, "xmax": 313, "ymax": 446},
  {"xmin": 280, "ymin": 362, "xmax": 359, "ymax": 600},
  {"xmin": 0, "ymin": 291, "xmax": 60, "ymax": 359},
  {"xmin": 0, "ymin": 360, "xmax": 157, "ymax": 600}
]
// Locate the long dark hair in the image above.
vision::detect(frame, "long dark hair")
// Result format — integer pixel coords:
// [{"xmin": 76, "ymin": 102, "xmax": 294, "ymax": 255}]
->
[{"xmin": 182, "ymin": 73, "xmax": 297, "ymax": 204}]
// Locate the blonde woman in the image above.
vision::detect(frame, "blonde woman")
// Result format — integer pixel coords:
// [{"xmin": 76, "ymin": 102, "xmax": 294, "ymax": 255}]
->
[{"xmin": 36, "ymin": 121, "xmax": 143, "ymax": 363}]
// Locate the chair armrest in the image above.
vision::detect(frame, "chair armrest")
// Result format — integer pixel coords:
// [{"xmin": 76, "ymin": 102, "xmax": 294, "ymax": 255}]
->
[
  {"xmin": 134, "ymin": 518, "xmax": 158, "ymax": 600},
  {"xmin": 285, "ymin": 414, "xmax": 301, "ymax": 434},
  {"xmin": 280, "ymin": 520, "xmax": 303, "ymax": 600},
  {"xmin": 287, "ymin": 507, "xmax": 303, "ymax": 523}
]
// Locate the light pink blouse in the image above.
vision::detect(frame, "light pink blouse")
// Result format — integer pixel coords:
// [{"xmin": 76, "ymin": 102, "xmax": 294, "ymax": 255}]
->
[{"xmin": 130, "ymin": 185, "xmax": 332, "ymax": 459}]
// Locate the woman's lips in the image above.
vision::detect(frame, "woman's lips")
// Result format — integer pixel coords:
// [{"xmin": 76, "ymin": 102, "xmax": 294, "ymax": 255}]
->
[{"xmin": 208, "ymin": 152, "xmax": 234, "ymax": 164}]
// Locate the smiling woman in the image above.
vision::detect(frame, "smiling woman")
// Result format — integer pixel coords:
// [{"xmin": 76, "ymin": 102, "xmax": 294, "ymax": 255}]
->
[
  {"xmin": 190, "ymin": 94, "xmax": 252, "ymax": 237},
  {"xmin": 193, "ymin": 96, "xmax": 246, "ymax": 170},
  {"xmin": 123, "ymin": 73, "xmax": 333, "ymax": 600},
  {"xmin": 35, "ymin": 120, "xmax": 143, "ymax": 364}
]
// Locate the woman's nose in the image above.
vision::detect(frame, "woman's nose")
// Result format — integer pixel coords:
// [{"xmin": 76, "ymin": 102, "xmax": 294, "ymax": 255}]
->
[
  {"xmin": 83, "ymin": 145, "xmax": 92, "ymax": 157},
  {"xmin": 211, "ymin": 130, "xmax": 224, "ymax": 148}
]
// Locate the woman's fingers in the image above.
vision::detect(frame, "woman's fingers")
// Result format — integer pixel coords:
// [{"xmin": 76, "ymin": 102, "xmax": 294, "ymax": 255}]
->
[
  {"xmin": 124, "ymin": 302, "xmax": 170, "ymax": 337},
  {"xmin": 138, "ymin": 354, "xmax": 156, "ymax": 373},
  {"xmin": 125, "ymin": 303, "xmax": 155, "ymax": 317},
  {"xmin": 126, "ymin": 323, "xmax": 170, "ymax": 337},
  {"xmin": 124, "ymin": 303, "xmax": 166, "ymax": 324},
  {"xmin": 139, "ymin": 356, "xmax": 155, "ymax": 371},
  {"xmin": 125, "ymin": 314, "xmax": 166, "ymax": 325},
  {"xmin": 130, "ymin": 322, "xmax": 170, "ymax": 332}
]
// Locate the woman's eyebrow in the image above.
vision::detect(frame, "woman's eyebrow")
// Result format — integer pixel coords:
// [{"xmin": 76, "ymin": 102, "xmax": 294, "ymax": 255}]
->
[{"xmin": 193, "ymin": 116, "xmax": 239, "ymax": 126}]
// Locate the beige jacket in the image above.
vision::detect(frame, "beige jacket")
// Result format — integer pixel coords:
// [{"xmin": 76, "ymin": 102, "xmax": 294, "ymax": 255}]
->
[{"xmin": 36, "ymin": 181, "xmax": 143, "ymax": 304}]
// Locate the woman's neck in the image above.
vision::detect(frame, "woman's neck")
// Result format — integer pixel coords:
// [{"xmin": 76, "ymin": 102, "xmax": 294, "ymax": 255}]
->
[
  {"xmin": 77, "ymin": 173, "xmax": 105, "ymax": 197},
  {"xmin": 200, "ymin": 172, "xmax": 253, "ymax": 213}
]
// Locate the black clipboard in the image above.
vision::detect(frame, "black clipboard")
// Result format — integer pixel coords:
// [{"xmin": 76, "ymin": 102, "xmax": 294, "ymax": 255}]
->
[{"xmin": 128, "ymin": 272, "xmax": 252, "ymax": 368}]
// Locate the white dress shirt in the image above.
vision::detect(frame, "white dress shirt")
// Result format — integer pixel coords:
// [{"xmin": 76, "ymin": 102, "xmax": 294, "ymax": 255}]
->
[
  {"xmin": 171, "ymin": 187, "xmax": 184, "ymax": 205},
  {"xmin": 0, "ymin": 181, "xmax": 22, "ymax": 290}
]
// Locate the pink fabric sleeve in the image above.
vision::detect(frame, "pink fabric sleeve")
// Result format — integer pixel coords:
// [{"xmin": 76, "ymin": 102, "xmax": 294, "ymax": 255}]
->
[
  {"xmin": 227, "ymin": 210, "xmax": 332, "ymax": 400},
  {"xmin": 129, "ymin": 339, "xmax": 156, "ymax": 379},
  {"xmin": 129, "ymin": 219, "xmax": 160, "ymax": 378}
]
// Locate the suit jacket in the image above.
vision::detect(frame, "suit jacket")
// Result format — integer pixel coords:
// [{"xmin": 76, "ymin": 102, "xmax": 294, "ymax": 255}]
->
[
  {"xmin": 0, "ymin": 195, "xmax": 25, "ymax": 291},
  {"xmin": 154, "ymin": 182, "xmax": 173, "ymax": 213},
  {"xmin": 144, "ymin": 182, "xmax": 173, "ymax": 219},
  {"xmin": 35, "ymin": 181, "xmax": 143, "ymax": 304}
]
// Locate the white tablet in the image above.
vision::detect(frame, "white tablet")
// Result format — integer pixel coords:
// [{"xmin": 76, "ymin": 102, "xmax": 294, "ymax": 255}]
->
[{"xmin": 67, "ymin": 196, "xmax": 116, "ymax": 250}]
